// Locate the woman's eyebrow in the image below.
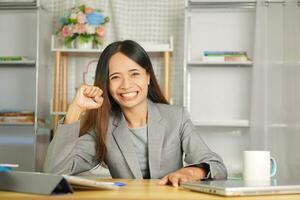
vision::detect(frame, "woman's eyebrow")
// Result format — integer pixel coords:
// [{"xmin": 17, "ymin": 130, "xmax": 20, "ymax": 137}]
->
[
  {"xmin": 109, "ymin": 68, "xmax": 140, "ymax": 77},
  {"xmin": 129, "ymin": 68, "xmax": 140, "ymax": 72},
  {"xmin": 109, "ymin": 72, "xmax": 120, "ymax": 77}
]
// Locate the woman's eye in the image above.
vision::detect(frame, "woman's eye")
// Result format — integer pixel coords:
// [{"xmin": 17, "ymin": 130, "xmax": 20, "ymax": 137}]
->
[
  {"xmin": 110, "ymin": 76, "xmax": 119, "ymax": 80},
  {"xmin": 132, "ymin": 72, "xmax": 140, "ymax": 76}
]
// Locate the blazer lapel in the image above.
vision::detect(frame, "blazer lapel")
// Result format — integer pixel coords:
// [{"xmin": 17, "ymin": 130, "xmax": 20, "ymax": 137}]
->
[
  {"xmin": 112, "ymin": 114, "xmax": 143, "ymax": 179},
  {"xmin": 147, "ymin": 101, "xmax": 165, "ymax": 178}
]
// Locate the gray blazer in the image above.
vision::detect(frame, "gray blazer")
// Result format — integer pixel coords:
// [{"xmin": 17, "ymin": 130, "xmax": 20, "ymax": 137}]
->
[{"xmin": 44, "ymin": 100, "xmax": 227, "ymax": 179}]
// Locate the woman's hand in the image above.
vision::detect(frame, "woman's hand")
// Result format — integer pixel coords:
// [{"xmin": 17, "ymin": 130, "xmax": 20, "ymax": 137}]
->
[
  {"xmin": 73, "ymin": 84, "xmax": 103, "ymax": 112},
  {"xmin": 158, "ymin": 167, "xmax": 207, "ymax": 187},
  {"xmin": 65, "ymin": 85, "xmax": 103, "ymax": 124}
]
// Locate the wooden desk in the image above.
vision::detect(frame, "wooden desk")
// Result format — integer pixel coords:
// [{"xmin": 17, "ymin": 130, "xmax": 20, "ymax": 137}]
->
[{"xmin": 1, "ymin": 179, "xmax": 300, "ymax": 200}]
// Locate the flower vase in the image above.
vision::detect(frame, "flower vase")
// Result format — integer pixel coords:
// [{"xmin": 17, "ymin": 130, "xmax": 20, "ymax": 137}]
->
[
  {"xmin": 75, "ymin": 38, "xmax": 93, "ymax": 50},
  {"xmin": 62, "ymin": 41, "xmax": 75, "ymax": 49},
  {"xmin": 93, "ymin": 42, "xmax": 103, "ymax": 49}
]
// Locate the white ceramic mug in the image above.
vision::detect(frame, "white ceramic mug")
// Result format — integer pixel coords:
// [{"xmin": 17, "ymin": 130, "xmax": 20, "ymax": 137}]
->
[{"xmin": 243, "ymin": 151, "xmax": 277, "ymax": 181}]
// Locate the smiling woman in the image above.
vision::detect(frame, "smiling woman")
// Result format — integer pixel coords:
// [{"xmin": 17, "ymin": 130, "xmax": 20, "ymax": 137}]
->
[
  {"xmin": 44, "ymin": 40, "xmax": 227, "ymax": 187},
  {"xmin": 108, "ymin": 52, "xmax": 150, "ymax": 114}
]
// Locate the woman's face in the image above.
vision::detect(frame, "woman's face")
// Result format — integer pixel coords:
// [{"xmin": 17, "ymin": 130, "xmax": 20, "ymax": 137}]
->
[{"xmin": 108, "ymin": 52, "xmax": 150, "ymax": 110}]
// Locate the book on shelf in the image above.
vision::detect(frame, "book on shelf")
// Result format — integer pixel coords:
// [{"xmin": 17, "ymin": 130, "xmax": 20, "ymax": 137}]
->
[
  {"xmin": 0, "ymin": 56, "xmax": 35, "ymax": 64},
  {"xmin": 0, "ymin": 56, "xmax": 23, "ymax": 61},
  {"xmin": 202, "ymin": 51, "xmax": 249, "ymax": 62},
  {"xmin": 0, "ymin": 110, "xmax": 34, "ymax": 124},
  {"xmin": 0, "ymin": 164, "xmax": 18, "ymax": 172}
]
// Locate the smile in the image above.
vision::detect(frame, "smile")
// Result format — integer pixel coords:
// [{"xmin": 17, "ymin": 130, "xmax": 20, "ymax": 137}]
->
[{"xmin": 119, "ymin": 91, "xmax": 138, "ymax": 99}]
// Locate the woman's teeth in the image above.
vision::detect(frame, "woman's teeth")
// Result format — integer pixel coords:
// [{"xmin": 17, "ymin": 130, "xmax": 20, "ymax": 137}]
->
[{"xmin": 120, "ymin": 92, "xmax": 137, "ymax": 98}]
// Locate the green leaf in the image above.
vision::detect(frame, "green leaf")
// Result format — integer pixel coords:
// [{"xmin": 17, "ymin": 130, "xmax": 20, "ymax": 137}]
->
[
  {"xmin": 94, "ymin": 36, "xmax": 103, "ymax": 46},
  {"xmin": 69, "ymin": 18, "xmax": 77, "ymax": 24},
  {"xmin": 79, "ymin": 5, "xmax": 85, "ymax": 12},
  {"xmin": 78, "ymin": 34, "xmax": 92, "ymax": 43},
  {"xmin": 103, "ymin": 16, "xmax": 110, "ymax": 24}
]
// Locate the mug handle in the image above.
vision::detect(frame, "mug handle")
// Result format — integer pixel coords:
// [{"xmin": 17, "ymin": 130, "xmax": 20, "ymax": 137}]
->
[{"xmin": 270, "ymin": 157, "xmax": 277, "ymax": 177}]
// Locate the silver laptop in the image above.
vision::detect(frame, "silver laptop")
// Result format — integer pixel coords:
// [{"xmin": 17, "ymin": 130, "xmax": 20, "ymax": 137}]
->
[{"xmin": 181, "ymin": 179, "xmax": 300, "ymax": 196}]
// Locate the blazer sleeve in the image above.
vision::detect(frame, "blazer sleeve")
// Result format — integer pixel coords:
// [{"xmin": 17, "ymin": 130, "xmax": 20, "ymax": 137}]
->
[
  {"xmin": 180, "ymin": 108, "xmax": 228, "ymax": 179},
  {"xmin": 43, "ymin": 120, "xmax": 98, "ymax": 175}
]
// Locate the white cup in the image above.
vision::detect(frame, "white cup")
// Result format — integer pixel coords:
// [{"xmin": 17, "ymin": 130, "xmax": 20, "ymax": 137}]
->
[{"xmin": 243, "ymin": 151, "xmax": 277, "ymax": 181}]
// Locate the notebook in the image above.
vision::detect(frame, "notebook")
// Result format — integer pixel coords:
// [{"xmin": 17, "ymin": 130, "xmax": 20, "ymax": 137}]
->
[
  {"xmin": 181, "ymin": 179, "xmax": 300, "ymax": 196},
  {"xmin": 0, "ymin": 171, "xmax": 124, "ymax": 195}
]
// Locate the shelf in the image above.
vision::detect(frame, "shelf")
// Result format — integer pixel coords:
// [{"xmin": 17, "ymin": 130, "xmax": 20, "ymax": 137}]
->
[
  {"xmin": 192, "ymin": 120, "xmax": 250, "ymax": 127},
  {"xmin": 268, "ymin": 123, "xmax": 288, "ymax": 128},
  {"xmin": 51, "ymin": 111, "xmax": 66, "ymax": 115},
  {"xmin": 0, "ymin": 57, "xmax": 35, "ymax": 66},
  {"xmin": 138, "ymin": 41, "xmax": 173, "ymax": 52},
  {"xmin": 51, "ymin": 35, "xmax": 173, "ymax": 53},
  {"xmin": 0, "ymin": 1, "xmax": 38, "ymax": 10},
  {"xmin": 187, "ymin": 0, "xmax": 257, "ymax": 9},
  {"xmin": 188, "ymin": 60, "xmax": 253, "ymax": 66},
  {"xmin": 189, "ymin": 0, "xmax": 256, "ymax": 2},
  {"xmin": 0, "ymin": 122, "xmax": 34, "ymax": 126}
]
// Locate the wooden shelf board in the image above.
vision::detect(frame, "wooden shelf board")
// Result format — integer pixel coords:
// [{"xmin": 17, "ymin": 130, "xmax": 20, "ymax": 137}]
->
[
  {"xmin": 49, "ymin": 99, "xmax": 67, "ymax": 115},
  {"xmin": 0, "ymin": 122, "xmax": 34, "ymax": 126}
]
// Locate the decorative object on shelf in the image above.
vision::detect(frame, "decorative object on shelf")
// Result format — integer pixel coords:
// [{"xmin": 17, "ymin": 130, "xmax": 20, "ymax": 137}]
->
[
  {"xmin": 56, "ymin": 4, "xmax": 109, "ymax": 49},
  {"xmin": 75, "ymin": 37, "xmax": 93, "ymax": 49},
  {"xmin": 74, "ymin": 59, "xmax": 98, "ymax": 92},
  {"xmin": 83, "ymin": 59, "xmax": 98, "ymax": 84}
]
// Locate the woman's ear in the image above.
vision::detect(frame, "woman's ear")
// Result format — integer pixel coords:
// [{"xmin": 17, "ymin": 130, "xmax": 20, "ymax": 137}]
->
[{"xmin": 147, "ymin": 74, "xmax": 150, "ymax": 85}]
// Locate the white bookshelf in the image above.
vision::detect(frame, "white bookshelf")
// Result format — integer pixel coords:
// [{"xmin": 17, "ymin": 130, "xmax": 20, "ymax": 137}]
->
[
  {"xmin": 0, "ymin": 2, "xmax": 52, "ymax": 172},
  {"xmin": 183, "ymin": 0, "xmax": 256, "ymax": 177},
  {"xmin": 184, "ymin": 1, "xmax": 255, "ymax": 127}
]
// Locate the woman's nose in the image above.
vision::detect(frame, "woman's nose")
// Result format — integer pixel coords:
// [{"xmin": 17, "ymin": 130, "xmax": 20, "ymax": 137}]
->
[{"xmin": 120, "ymin": 76, "xmax": 132, "ymax": 89}]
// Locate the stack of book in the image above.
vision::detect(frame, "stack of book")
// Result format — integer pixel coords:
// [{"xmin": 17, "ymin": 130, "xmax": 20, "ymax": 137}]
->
[
  {"xmin": 202, "ymin": 51, "xmax": 249, "ymax": 62},
  {"xmin": 0, "ymin": 110, "xmax": 34, "ymax": 124},
  {"xmin": 0, "ymin": 164, "xmax": 18, "ymax": 172}
]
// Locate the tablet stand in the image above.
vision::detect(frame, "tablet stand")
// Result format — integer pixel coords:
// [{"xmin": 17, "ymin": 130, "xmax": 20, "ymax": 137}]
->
[{"xmin": 0, "ymin": 171, "xmax": 73, "ymax": 195}]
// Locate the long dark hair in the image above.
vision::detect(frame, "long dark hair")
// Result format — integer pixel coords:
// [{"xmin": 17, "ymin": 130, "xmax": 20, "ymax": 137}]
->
[{"xmin": 80, "ymin": 40, "xmax": 168, "ymax": 162}]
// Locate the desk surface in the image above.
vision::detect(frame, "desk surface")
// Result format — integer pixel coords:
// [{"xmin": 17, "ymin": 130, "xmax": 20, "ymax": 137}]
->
[{"xmin": 1, "ymin": 179, "xmax": 300, "ymax": 200}]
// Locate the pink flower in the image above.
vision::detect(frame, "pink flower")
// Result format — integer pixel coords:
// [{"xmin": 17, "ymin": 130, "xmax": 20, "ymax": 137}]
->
[
  {"xmin": 96, "ymin": 26, "xmax": 105, "ymax": 37},
  {"xmin": 62, "ymin": 25, "xmax": 72, "ymax": 37},
  {"xmin": 75, "ymin": 23, "xmax": 86, "ymax": 34},
  {"xmin": 77, "ymin": 12, "xmax": 86, "ymax": 24},
  {"xmin": 85, "ymin": 7, "xmax": 94, "ymax": 14}
]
